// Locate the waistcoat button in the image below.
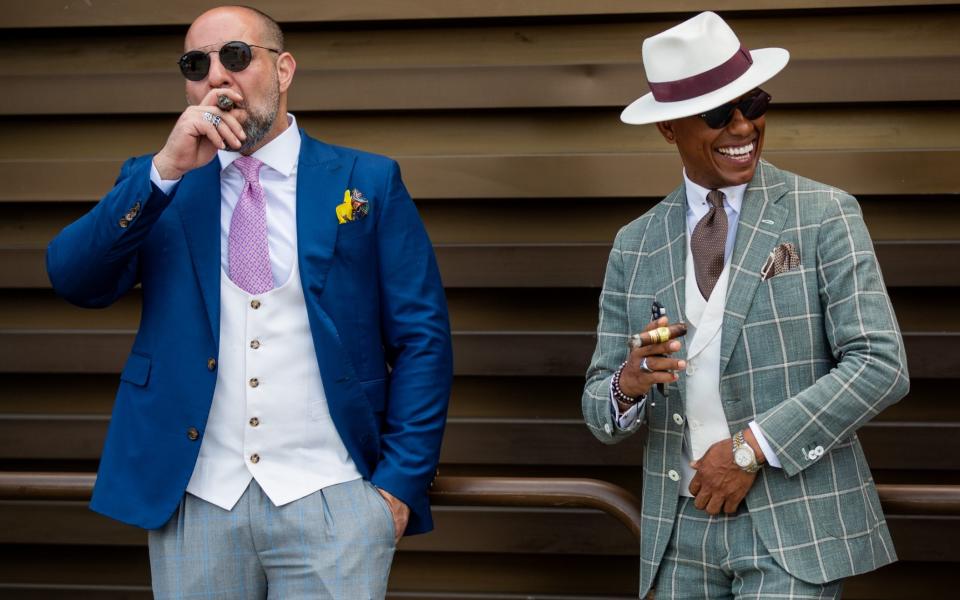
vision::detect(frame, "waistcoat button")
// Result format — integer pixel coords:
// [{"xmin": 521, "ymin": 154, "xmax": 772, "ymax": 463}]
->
[
  {"xmin": 186, "ymin": 427, "xmax": 199, "ymax": 441},
  {"xmin": 249, "ymin": 378, "xmax": 259, "ymax": 388},
  {"xmin": 250, "ymin": 300, "xmax": 261, "ymax": 309},
  {"xmin": 207, "ymin": 358, "xmax": 216, "ymax": 370},
  {"xmin": 249, "ymin": 453, "xmax": 260, "ymax": 464}
]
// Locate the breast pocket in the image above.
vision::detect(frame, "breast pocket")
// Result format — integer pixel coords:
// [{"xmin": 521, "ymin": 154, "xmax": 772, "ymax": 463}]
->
[
  {"xmin": 757, "ymin": 269, "xmax": 810, "ymax": 320},
  {"xmin": 336, "ymin": 218, "xmax": 371, "ymax": 242}
]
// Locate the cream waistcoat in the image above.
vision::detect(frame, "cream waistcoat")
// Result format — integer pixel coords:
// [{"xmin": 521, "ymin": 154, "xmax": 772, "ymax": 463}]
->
[
  {"xmin": 678, "ymin": 245, "xmax": 731, "ymax": 496},
  {"xmin": 186, "ymin": 261, "xmax": 360, "ymax": 510}
]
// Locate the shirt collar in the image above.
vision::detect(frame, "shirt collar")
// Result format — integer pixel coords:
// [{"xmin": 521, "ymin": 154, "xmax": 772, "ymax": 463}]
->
[
  {"xmin": 218, "ymin": 113, "xmax": 300, "ymax": 177},
  {"xmin": 682, "ymin": 169, "xmax": 746, "ymax": 221}
]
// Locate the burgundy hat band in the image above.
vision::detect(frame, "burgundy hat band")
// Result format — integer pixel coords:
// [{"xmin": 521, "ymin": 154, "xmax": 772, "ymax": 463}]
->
[{"xmin": 648, "ymin": 46, "xmax": 753, "ymax": 103}]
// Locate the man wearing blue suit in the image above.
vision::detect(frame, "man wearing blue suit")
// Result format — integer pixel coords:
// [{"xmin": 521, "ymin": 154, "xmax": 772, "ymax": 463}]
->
[{"xmin": 46, "ymin": 6, "xmax": 452, "ymax": 599}]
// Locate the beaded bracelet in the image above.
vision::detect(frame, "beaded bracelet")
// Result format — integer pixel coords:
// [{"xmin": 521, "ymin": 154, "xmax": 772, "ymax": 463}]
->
[{"xmin": 611, "ymin": 360, "xmax": 643, "ymax": 406}]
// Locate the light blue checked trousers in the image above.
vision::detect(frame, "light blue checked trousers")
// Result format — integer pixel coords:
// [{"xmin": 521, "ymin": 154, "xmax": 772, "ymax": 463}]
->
[
  {"xmin": 148, "ymin": 478, "xmax": 396, "ymax": 599},
  {"xmin": 651, "ymin": 498, "xmax": 843, "ymax": 600}
]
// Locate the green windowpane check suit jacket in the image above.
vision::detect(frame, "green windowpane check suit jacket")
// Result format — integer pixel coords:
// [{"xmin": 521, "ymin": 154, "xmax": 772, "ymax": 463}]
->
[{"xmin": 582, "ymin": 160, "xmax": 909, "ymax": 595}]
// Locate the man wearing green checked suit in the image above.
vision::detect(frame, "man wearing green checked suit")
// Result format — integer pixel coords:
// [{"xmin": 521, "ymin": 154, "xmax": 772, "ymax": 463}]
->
[{"xmin": 582, "ymin": 12, "xmax": 909, "ymax": 599}]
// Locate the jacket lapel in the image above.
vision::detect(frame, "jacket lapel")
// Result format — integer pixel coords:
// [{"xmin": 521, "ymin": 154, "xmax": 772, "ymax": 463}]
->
[
  {"xmin": 651, "ymin": 185, "xmax": 689, "ymax": 400},
  {"xmin": 658, "ymin": 186, "xmax": 689, "ymax": 328},
  {"xmin": 295, "ymin": 132, "xmax": 355, "ymax": 298},
  {"xmin": 176, "ymin": 158, "xmax": 222, "ymax": 344},
  {"xmin": 719, "ymin": 161, "xmax": 789, "ymax": 374}
]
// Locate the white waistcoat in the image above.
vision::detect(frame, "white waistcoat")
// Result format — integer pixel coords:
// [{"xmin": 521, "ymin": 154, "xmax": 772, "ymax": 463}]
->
[
  {"xmin": 186, "ymin": 261, "xmax": 360, "ymax": 510},
  {"xmin": 678, "ymin": 247, "xmax": 731, "ymax": 496}
]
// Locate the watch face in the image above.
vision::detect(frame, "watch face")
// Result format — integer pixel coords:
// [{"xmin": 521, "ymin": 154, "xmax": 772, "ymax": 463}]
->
[{"xmin": 734, "ymin": 447, "xmax": 753, "ymax": 467}]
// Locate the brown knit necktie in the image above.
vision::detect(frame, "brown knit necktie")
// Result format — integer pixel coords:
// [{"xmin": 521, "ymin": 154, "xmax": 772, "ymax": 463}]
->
[{"xmin": 690, "ymin": 189, "xmax": 728, "ymax": 299}]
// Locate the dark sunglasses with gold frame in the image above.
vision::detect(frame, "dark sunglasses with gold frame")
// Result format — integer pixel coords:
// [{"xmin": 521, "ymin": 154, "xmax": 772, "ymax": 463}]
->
[{"xmin": 178, "ymin": 41, "xmax": 280, "ymax": 82}]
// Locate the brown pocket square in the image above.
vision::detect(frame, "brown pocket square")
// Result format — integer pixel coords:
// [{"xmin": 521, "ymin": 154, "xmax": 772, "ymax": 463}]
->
[{"xmin": 761, "ymin": 242, "xmax": 801, "ymax": 281}]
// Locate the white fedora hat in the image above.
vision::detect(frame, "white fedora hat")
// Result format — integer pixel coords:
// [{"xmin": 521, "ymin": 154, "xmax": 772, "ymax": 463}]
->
[{"xmin": 621, "ymin": 12, "xmax": 789, "ymax": 125}]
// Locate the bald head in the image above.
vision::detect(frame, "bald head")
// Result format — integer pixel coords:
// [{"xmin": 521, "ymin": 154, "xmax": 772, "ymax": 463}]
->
[{"xmin": 187, "ymin": 5, "xmax": 284, "ymax": 52}]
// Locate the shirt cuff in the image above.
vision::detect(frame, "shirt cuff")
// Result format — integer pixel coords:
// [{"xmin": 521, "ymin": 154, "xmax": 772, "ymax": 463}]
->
[
  {"xmin": 150, "ymin": 160, "xmax": 182, "ymax": 195},
  {"xmin": 610, "ymin": 384, "xmax": 643, "ymax": 430},
  {"xmin": 749, "ymin": 421, "xmax": 781, "ymax": 468}
]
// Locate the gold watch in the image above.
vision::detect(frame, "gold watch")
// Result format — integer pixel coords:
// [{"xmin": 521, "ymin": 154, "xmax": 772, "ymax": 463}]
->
[{"xmin": 732, "ymin": 431, "xmax": 761, "ymax": 473}]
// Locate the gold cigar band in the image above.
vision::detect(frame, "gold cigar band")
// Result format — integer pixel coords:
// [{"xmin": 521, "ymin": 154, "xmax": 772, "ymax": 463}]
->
[{"xmin": 649, "ymin": 326, "xmax": 671, "ymax": 344}]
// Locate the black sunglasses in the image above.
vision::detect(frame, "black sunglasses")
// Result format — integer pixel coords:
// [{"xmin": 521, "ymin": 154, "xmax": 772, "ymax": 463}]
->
[
  {"xmin": 178, "ymin": 41, "xmax": 280, "ymax": 81},
  {"xmin": 699, "ymin": 89, "xmax": 771, "ymax": 129}
]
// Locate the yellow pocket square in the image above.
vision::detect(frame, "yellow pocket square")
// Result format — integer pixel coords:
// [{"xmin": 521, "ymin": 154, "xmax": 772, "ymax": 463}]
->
[{"xmin": 336, "ymin": 189, "xmax": 369, "ymax": 224}]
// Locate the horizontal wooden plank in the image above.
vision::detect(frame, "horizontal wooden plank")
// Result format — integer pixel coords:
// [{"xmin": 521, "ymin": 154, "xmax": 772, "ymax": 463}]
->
[
  {"xmin": 11, "ymin": 14, "xmax": 955, "ymax": 76},
  {"xmin": 5, "ymin": 195, "xmax": 960, "ymax": 250},
  {"xmin": 0, "ymin": 551, "xmax": 954, "ymax": 600},
  {"xmin": 0, "ymin": 500, "xmax": 955, "ymax": 564},
  {"xmin": 5, "ymin": 108, "xmax": 959, "ymax": 161},
  {"xmin": 451, "ymin": 331, "xmax": 957, "ymax": 379},
  {"xmin": 4, "ymin": 286, "xmax": 952, "ymax": 332},
  {"xmin": 6, "ymin": 241, "xmax": 958, "ymax": 289},
  {"xmin": 3, "ymin": 149, "xmax": 959, "ymax": 204},
  {"xmin": 0, "ymin": 330, "xmax": 953, "ymax": 378},
  {"xmin": 0, "ymin": 546, "xmax": 641, "ymax": 597},
  {"xmin": 3, "ymin": 374, "xmax": 956, "ymax": 423},
  {"xmin": 436, "ymin": 241, "xmax": 956, "ymax": 288},
  {"xmin": 5, "ymin": 57, "xmax": 958, "ymax": 116},
  {"xmin": 2, "ymin": 414, "xmax": 957, "ymax": 471},
  {"xmin": 5, "ymin": 1, "xmax": 958, "ymax": 28}
]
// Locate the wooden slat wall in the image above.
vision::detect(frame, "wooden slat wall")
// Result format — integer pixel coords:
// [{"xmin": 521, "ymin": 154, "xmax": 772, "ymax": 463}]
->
[{"xmin": 2, "ymin": 1, "xmax": 958, "ymax": 597}]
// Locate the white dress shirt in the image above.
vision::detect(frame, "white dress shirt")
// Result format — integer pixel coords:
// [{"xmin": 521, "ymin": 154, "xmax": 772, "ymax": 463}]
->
[
  {"xmin": 611, "ymin": 171, "xmax": 780, "ymax": 468},
  {"xmin": 150, "ymin": 113, "xmax": 301, "ymax": 286}
]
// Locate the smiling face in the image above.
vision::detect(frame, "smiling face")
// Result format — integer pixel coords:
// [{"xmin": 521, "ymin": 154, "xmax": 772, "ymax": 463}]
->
[
  {"xmin": 656, "ymin": 93, "xmax": 766, "ymax": 189},
  {"xmin": 184, "ymin": 7, "xmax": 295, "ymax": 154}
]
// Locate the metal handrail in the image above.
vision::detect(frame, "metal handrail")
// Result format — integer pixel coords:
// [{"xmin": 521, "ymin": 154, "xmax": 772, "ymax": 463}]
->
[{"xmin": 1, "ymin": 472, "xmax": 959, "ymax": 543}]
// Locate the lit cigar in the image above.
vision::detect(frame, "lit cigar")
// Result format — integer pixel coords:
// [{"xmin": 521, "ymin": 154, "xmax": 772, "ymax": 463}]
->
[
  {"xmin": 217, "ymin": 95, "xmax": 235, "ymax": 111},
  {"xmin": 628, "ymin": 323, "xmax": 688, "ymax": 349}
]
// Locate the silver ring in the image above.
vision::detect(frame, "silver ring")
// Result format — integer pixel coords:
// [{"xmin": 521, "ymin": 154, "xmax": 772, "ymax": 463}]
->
[
  {"xmin": 202, "ymin": 111, "xmax": 222, "ymax": 127},
  {"xmin": 639, "ymin": 356, "xmax": 654, "ymax": 373}
]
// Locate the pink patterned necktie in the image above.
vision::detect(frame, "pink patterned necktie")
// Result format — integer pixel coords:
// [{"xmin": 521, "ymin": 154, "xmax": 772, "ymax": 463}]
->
[{"xmin": 228, "ymin": 156, "xmax": 274, "ymax": 294}]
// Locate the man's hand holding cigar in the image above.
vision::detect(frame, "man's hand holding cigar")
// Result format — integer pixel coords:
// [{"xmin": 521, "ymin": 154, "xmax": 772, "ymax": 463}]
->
[{"xmin": 617, "ymin": 316, "xmax": 687, "ymax": 401}]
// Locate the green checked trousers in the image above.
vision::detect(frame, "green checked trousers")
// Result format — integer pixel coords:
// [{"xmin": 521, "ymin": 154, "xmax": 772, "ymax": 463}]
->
[{"xmin": 651, "ymin": 498, "xmax": 843, "ymax": 599}]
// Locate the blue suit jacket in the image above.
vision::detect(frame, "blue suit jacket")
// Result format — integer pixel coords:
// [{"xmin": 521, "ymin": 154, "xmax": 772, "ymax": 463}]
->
[{"xmin": 46, "ymin": 132, "xmax": 453, "ymax": 534}]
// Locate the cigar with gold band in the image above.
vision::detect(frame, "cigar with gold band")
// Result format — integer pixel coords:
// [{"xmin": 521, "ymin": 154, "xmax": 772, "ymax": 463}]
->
[{"xmin": 628, "ymin": 323, "xmax": 688, "ymax": 350}]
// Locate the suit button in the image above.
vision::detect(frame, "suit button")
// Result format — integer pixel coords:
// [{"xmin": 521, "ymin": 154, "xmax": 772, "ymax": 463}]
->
[
  {"xmin": 249, "ymin": 453, "xmax": 260, "ymax": 464},
  {"xmin": 250, "ymin": 340, "xmax": 261, "ymax": 349},
  {"xmin": 673, "ymin": 413, "xmax": 684, "ymax": 426},
  {"xmin": 118, "ymin": 218, "xmax": 129, "ymax": 228},
  {"xmin": 250, "ymin": 300, "xmax": 261, "ymax": 309},
  {"xmin": 186, "ymin": 427, "xmax": 199, "ymax": 441},
  {"xmin": 207, "ymin": 358, "xmax": 217, "ymax": 370},
  {"xmin": 667, "ymin": 469, "xmax": 680, "ymax": 482},
  {"xmin": 249, "ymin": 417, "xmax": 260, "ymax": 427},
  {"xmin": 249, "ymin": 378, "xmax": 259, "ymax": 388}
]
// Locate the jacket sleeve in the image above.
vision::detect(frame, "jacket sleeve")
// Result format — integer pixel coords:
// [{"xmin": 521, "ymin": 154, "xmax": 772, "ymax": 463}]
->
[
  {"xmin": 754, "ymin": 191, "xmax": 910, "ymax": 476},
  {"xmin": 369, "ymin": 160, "xmax": 453, "ymax": 510},
  {"xmin": 46, "ymin": 155, "xmax": 174, "ymax": 308},
  {"xmin": 582, "ymin": 229, "xmax": 646, "ymax": 444}
]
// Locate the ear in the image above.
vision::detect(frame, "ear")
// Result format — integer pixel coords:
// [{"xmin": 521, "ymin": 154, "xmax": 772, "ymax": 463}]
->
[
  {"xmin": 656, "ymin": 121, "xmax": 677, "ymax": 144},
  {"xmin": 277, "ymin": 52, "xmax": 296, "ymax": 93}
]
